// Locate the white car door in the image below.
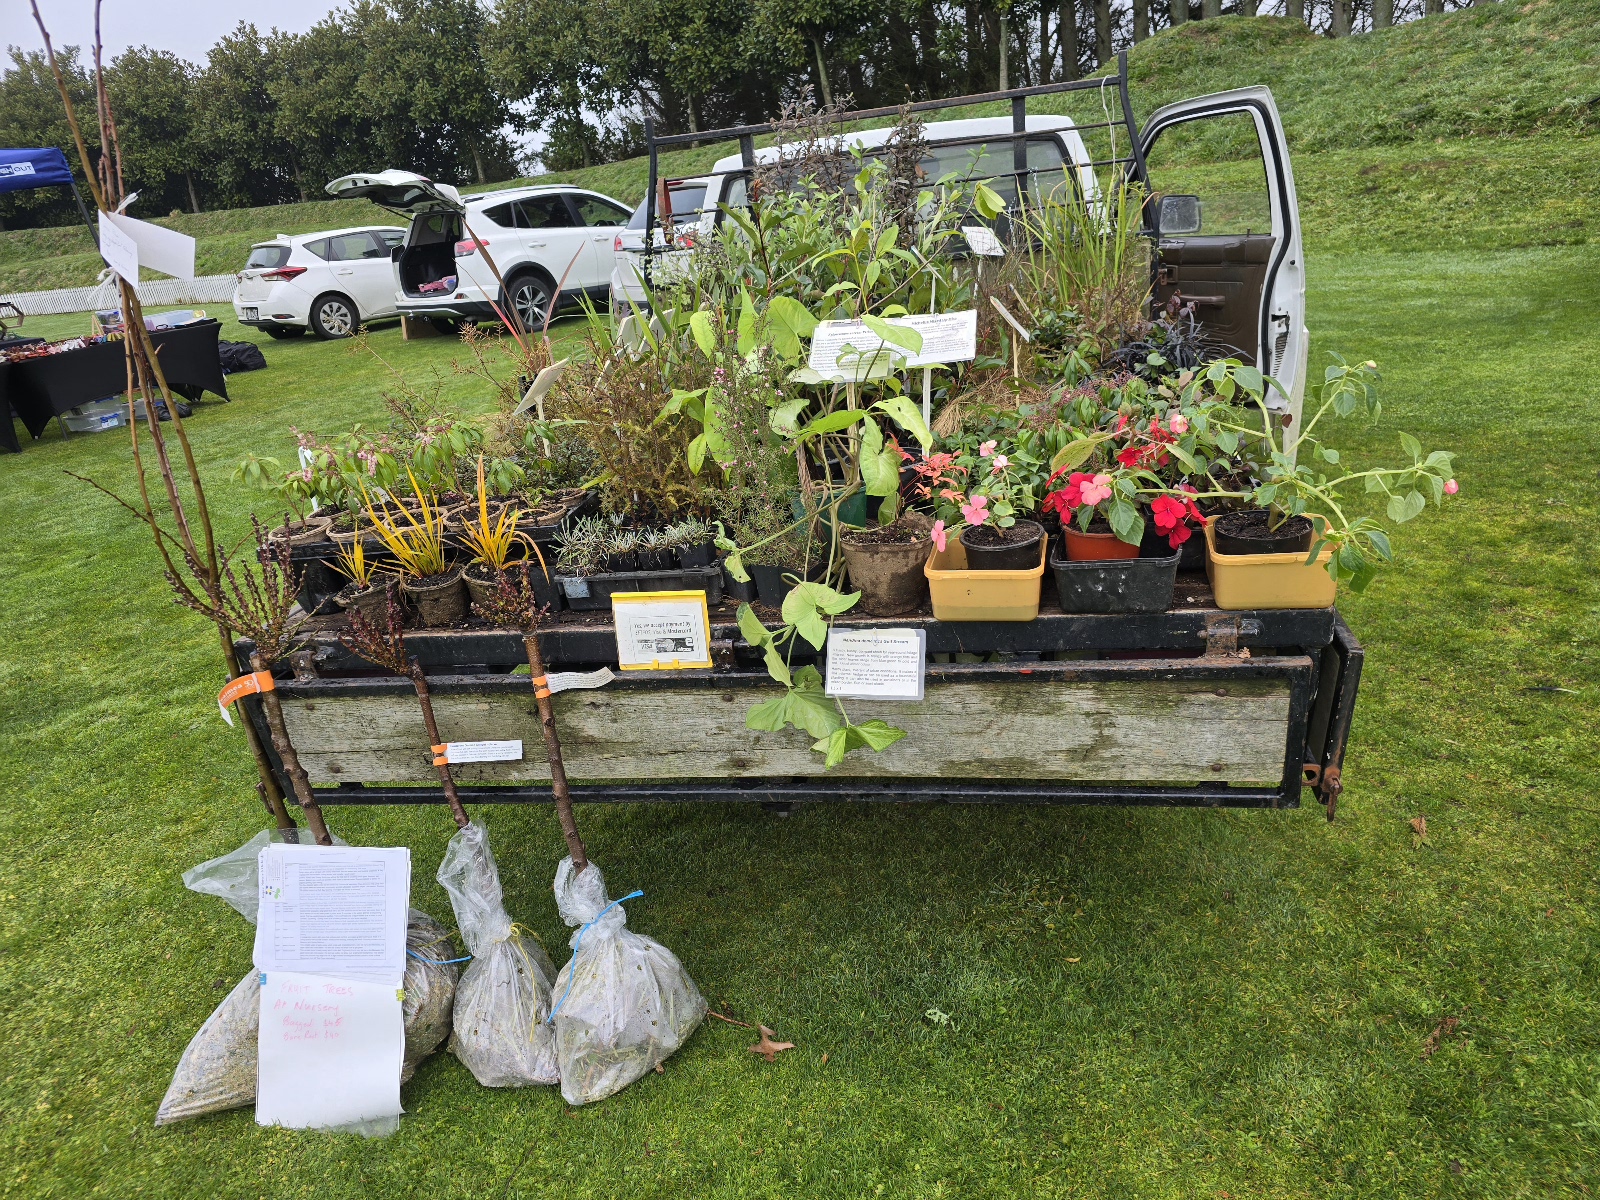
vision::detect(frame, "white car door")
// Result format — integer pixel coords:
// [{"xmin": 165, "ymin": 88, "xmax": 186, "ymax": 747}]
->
[
  {"xmin": 513, "ymin": 193, "xmax": 592, "ymax": 299},
  {"xmin": 324, "ymin": 230, "xmax": 399, "ymax": 320},
  {"xmin": 1139, "ymin": 87, "xmax": 1306, "ymax": 427},
  {"xmin": 568, "ymin": 192, "xmax": 633, "ymax": 297}
]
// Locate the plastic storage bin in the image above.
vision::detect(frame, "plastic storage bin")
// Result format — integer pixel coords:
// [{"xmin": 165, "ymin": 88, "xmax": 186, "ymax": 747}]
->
[
  {"xmin": 1204, "ymin": 519, "xmax": 1336, "ymax": 610},
  {"xmin": 1050, "ymin": 543, "xmax": 1180, "ymax": 613},
  {"xmin": 924, "ymin": 536, "xmax": 1047, "ymax": 621}
]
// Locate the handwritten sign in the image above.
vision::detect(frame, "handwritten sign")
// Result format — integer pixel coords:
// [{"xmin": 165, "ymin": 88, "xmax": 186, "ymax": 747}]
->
[
  {"xmin": 611, "ymin": 591, "xmax": 713, "ymax": 670},
  {"xmin": 824, "ymin": 628, "xmax": 927, "ymax": 701},
  {"xmin": 97, "ymin": 211, "xmax": 139, "ymax": 283},
  {"xmin": 806, "ymin": 312, "xmax": 978, "ymax": 381},
  {"xmin": 256, "ymin": 970, "xmax": 404, "ymax": 1131}
]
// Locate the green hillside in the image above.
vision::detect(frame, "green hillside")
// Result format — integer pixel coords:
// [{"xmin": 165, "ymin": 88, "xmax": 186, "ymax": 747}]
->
[{"xmin": 2, "ymin": 0, "xmax": 1594, "ymax": 293}]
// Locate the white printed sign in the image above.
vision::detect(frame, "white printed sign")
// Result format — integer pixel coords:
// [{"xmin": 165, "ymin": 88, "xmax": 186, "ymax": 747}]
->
[
  {"xmin": 436, "ymin": 739, "xmax": 523, "ymax": 764},
  {"xmin": 253, "ymin": 845, "xmax": 410, "ymax": 985},
  {"xmin": 824, "ymin": 628, "xmax": 927, "ymax": 702},
  {"xmin": 961, "ymin": 225, "xmax": 1006, "ymax": 257},
  {"xmin": 612, "ymin": 591, "xmax": 713, "ymax": 670},
  {"xmin": 545, "ymin": 667, "xmax": 616, "ymax": 694},
  {"xmin": 806, "ymin": 312, "xmax": 978, "ymax": 381},
  {"xmin": 256, "ymin": 970, "xmax": 404, "ymax": 1131}
]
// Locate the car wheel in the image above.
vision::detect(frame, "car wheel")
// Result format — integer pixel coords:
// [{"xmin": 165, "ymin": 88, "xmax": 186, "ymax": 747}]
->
[
  {"xmin": 310, "ymin": 294, "xmax": 358, "ymax": 339},
  {"xmin": 506, "ymin": 273, "xmax": 553, "ymax": 334},
  {"xmin": 265, "ymin": 326, "xmax": 304, "ymax": 340}
]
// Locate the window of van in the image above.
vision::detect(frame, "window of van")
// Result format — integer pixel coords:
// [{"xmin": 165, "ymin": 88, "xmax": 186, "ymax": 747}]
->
[{"xmin": 627, "ymin": 184, "xmax": 708, "ymax": 229}]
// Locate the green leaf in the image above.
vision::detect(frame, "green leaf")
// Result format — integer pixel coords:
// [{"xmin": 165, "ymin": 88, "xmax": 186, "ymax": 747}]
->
[
  {"xmin": 767, "ymin": 296, "xmax": 819, "ymax": 360},
  {"xmin": 745, "ymin": 694, "xmax": 792, "ymax": 732},
  {"xmin": 811, "ymin": 719, "xmax": 908, "ymax": 768},
  {"xmin": 1399, "ymin": 431, "xmax": 1422, "ymax": 461},
  {"xmin": 736, "ymin": 290, "xmax": 756, "ymax": 357},
  {"xmin": 796, "ymin": 409, "xmax": 869, "ymax": 441},
  {"xmin": 687, "ymin": 433, "xmax": 707, "ymax": 475},
  {"xmin": 769, "ymin": 395, "xmax": 810, "ymax": 437},
  {"xmin": 974, "ymin": 182, "xmax": 1006, "ymax": 220},
  {"xmin": 854, "ymin": 719, "xmax": 907, "ymax": 751},
  {"xmin": 871, "ymin": 395, "xmax": 934, "ymax": 454},
  {"xmin": 736, "ymin": 602, "xmax": 772, "ymax": 648},
  {"xmin": 1049, "ymin": 433, "xmax": 1108, "ymax": 473},
  {"xmin": 859, "ymin": 417, "xmax": 899, "ymax": 497},
  {"xmin": 689, "ymin": 310, "xmax": 717, "ymax": 358},
  {"xmin": 762, "ymin": 641, "xmax": 792, "ymax": 688},
  {"xmin": 875, "ymin": 225, "xmax": 899, "ymax": 256},
  {"xmin": 1234, "ymin": 365, "xmax": 1264, "ymax": 396},
  {"xmin": 1107, "ymin": 496, "xmax": 1144, "ymax": 545},
  {"xmin": 722, "ymin": 549, "xmax": 749, "ymax": 582},
  {"xmin": 862, "ymin": 313, "xmax": 924, "ymax": 356},
  {"xmin": 787, "ymin": 366, "xmax": 830, "ymax": 387},
  {"xmin": 877, "ymin": 489, "xmax": 901, "ymax": 525}
]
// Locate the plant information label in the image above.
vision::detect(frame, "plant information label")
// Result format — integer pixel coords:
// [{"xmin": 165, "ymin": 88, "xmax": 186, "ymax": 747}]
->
[
  {"xmin": 612, "ymin": 591, "xmax": 714, "ymax": 670},
  {"xmin": 824, "ymin": 628, "xmax": 927, "ymax": 702},
  {"xmin": 807, "ymin": 312, "xmax": 978, "ymax": 379},
  {"xmin": 436, "ymin": 740, "xmax": 523, "ymax": 764}
]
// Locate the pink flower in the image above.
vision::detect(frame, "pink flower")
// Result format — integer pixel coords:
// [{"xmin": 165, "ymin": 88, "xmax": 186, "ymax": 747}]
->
[
  {"xmin": 1168, "ymin": 412, "xmax": 1189, "ymax": 435},
  {"xmin": 991, "ymin": 454, "xmax": 1009, "ymax": 472},
  {"xmin": 1444, "ymin": 479, "xmax": 1459, "ymax": 495},
  {"xmin": 1078, "ymin": 473, "xmax": 1114, "ymax": 507},
  {"xmin": 960, "ymin": 494, "xmax": 990, "ymax": 525},
  {"xmin": 930, "ymin": 520, "xmax": 948, "ymax": 552},
  {"xmin": 979, "ymin": 440, "xmax": 997, "ymax": 457}
]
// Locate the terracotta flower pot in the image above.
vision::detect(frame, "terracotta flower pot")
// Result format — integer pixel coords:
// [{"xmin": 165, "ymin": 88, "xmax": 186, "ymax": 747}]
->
[
  {"xmin": 402, "ymin": 567, "xmax": 466, "ymax": 626},
  {"xmin": 841, "ymin": 516, "xmax": 933, "ymax": 615},
  {"xmin": 1062, "ymin": 525, "xmax": 1140, "ymax": 561}
]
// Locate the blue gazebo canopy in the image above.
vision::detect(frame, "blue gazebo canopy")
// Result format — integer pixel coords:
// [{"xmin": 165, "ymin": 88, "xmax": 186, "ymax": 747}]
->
[{"xmin": 0, "ymin": 148, "xmax": 77, "ymax": 196}]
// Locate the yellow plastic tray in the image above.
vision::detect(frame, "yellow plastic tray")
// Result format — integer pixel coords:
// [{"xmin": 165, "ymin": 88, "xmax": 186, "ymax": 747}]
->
[
  {"xmin": 1204, "ymin": 519, "xmax": 1336, "ymax": 610},
  {"xmin": 924, "ymin": 535, "xmax": 1047, "ymax": 621}
]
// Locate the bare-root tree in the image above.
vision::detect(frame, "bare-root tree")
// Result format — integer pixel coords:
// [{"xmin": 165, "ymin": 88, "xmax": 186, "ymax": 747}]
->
[
  {"xmin": 471, "ymin": 562, "xmax": 589, "ymax": 872},
  {"xmin": 754, "ymin": 86, "xmax": 856, "ymax": 199},
  {"xmin": 339, "ymin": 588, "xmax": 472, "ymax": 831},
  {"xmin": 30, "ymin": 0, "xmax": 294, "ymax": 830}
]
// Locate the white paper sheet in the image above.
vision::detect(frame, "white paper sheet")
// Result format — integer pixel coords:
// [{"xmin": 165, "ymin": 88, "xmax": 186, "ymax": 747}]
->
[
  {"xmin": 807, "ymin": 312, "xmax": 978, "ymax": 381},
  {"xmin": 103, "ymin": 210, "xmax": 196, "ymax": 280},
  {"xmin": 825, "ymin": 628, "xmax": 927, "ymax": 701},
  {"xmin": 97, "ymin": 212, "xmax": 139, "ymax": 283},
  {"xmin": 253, "ymin": 845, "xmax": 410, "ymax": 985},
  {"xmin": 256, "ymin": 970, "xmax": 404, "ymax": 1131},
  {"xmin": 438, "ymin": 739, "xmax": 523, "ymax": 764}
]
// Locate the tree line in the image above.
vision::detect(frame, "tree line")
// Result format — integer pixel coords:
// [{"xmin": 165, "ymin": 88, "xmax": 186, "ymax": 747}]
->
[{"xmin": 1, "ymin": 0, "xmax": 1478, "ymax": 230}]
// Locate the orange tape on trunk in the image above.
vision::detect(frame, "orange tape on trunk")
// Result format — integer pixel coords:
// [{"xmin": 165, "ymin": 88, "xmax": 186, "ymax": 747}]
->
[
  {"xmin": 531, "ymin": 674, "xmax": 552, "ymax": 699},
  {"xmin": 432, "ymin": 743, "xmax": 450, "ymax": 766},
  {"xmin": 218, "ymin": 670, "xmax": 276, "ymax": 709}
]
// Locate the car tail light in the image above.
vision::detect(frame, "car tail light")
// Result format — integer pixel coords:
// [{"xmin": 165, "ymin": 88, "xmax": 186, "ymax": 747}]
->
[
  {"xmin": 614, "ymin": 234, "xmax": 624, "ymax": 252},
  {"xmin": 454, "ymin": 237, "xmax": 487, "ymax": 256},
  {"xmin": 262, "ymin": 266, "xmax": 307, "ymax": 282}
]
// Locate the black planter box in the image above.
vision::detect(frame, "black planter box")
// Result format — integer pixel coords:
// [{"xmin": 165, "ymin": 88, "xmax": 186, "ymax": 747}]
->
[
  {"xmin": 1050, "ymin": 544, "xmax": 1181, "ymax": 614},
  {"xmin": 557, "ymin": 564, "xmax": 726, "ymax": 611}
]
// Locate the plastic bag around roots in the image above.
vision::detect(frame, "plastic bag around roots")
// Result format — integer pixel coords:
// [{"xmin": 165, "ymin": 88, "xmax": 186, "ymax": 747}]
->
[
  {"xmin": 549, "ymin": 856, "xmax": 706, "ymax": 1106},
  {"xmin": 437, "ymin": 822, "xmax": 559, "ymax": 1086},
  {"xmin": 157, "ymin": 833, "xmax": 461, "ymax": 1126}
]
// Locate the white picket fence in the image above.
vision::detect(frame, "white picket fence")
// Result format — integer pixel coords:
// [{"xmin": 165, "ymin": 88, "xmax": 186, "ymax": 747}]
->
[{"xmin": 0, "ymin": 273, "xmax": 238, "ymax": 317}]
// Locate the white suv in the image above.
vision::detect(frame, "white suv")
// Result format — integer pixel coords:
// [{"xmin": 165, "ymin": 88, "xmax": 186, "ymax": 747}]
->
[
  {"xmin": 233, "ymin": 226, "xmax": 407, "ymax": 339},
  {"xmin": 325, "ymin": 171, "xmax": 632, "ymax": 331}
]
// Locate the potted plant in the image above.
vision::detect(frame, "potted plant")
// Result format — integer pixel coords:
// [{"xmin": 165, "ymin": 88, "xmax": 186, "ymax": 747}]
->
[
  {"xmin": 459, "ymin": 457, "xmax": 536, "ymax": 612},
  {"xmin": 233, "ymin": 454, "xmax": 332, "ymax": 546},
  {"xmin": 366, "ymin": 478, "xmax": 465, "ymax": 626},
  {"xmin": 332, "ymin": 520, "xmax": 391, "ymax": 622},
  {"xmin": 919, "ymin": 445, "xmax": 1048, "ymax": 621},
  {"xmin": 603, "ymin": 526, "xmax": 640, "ymax": 573},
  {"xmin": 667, "ymin": 516, "xmax": 718, "ymax": 568},
  {"xmin": 840, "ymin": 498, "xmax": 933, "ymax": 617},
  {"xmin": 636, "ymin": 527, "xmax": 676, "ymax": 572}
]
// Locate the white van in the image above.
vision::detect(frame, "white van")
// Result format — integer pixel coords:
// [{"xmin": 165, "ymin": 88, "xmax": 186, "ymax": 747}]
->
[{"xmin": 614, "ymin": 83, "xmax": 1307, "ymax": 412}]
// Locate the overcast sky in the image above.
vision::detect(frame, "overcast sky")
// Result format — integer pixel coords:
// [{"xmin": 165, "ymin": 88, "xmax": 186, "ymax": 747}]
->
[{"xmin": 5, "ymin": 0, "xmax": 340, "ymax": 65}]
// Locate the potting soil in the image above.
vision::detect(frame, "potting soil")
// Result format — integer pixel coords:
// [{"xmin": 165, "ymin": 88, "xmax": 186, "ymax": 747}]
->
[
  {"xmin": 436, "ymin": 822, "xmax": 560, "ymax": 1087},
  {"xmin": 548, "ymin": 856, "xmax": 706, "ymax": 1106}
]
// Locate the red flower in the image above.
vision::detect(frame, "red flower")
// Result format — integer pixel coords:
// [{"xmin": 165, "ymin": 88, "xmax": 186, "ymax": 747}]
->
[
  {"xmin": 1117, "ymin": 445, "xmax": 1144, "ymax": 469},
  {"xmin": 1043, "ymin": 471, "xmax": 1094, "ymax": 516},
  {"xmin": 1152, "ymin": 493, "xmax": 1202, "ymax": 550}
]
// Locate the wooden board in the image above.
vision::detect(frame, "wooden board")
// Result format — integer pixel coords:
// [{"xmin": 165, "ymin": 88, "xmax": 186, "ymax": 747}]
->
[{"xmin": 279, "ymin": 664, "xmax": 1295, "ymax": 786}]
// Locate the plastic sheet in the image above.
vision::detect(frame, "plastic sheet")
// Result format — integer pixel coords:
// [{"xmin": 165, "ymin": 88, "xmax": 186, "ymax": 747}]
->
[
  {"xmin": 436, "ymin": 822, "xmax": 559, "ymax": 1086},
  {"xmin": 549, "ymin": 856, "xmax": 706, "ymax": 1105}
]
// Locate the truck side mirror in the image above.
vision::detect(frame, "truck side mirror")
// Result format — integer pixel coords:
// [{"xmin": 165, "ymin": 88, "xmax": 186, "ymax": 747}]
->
[{"xmin": 1158, "ymin": 194, "xmax": 1202, "ymax": 236}]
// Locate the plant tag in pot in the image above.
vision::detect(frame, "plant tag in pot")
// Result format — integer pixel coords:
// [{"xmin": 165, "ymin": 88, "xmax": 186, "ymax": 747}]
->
[{"xmin": 824, "ymin": 629, "xmax": 926, "ymax": 702}]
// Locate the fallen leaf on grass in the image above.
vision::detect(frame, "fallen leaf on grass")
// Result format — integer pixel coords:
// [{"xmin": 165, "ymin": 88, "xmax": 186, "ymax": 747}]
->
[
  {"xmin": 750, "ymin": 1026, "xmax": 795, "ymax": 1062},
  {"xmin": 1421, "ymin": 1016, "xmax": 1460, "ymax": 1059},
  {"xmin": 1066, "ymin": 957, "xmax": 1081, "ymax": 964},
  {"xmin": 820, "ymin": 1052, "xmax": 829, "ymax": 1067},
  {"xmin": 1410, "ymin": 816, "xmax": 1433, "ymax": 850},
  {"xmin": 1449, "ymin": 1160, "xmax": 1464, "ymax": 1176}
]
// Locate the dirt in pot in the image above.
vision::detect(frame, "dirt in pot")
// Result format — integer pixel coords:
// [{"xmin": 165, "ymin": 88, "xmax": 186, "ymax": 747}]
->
[
  {"xmin": 1213, "ymin": 508, "xmax": 1315, "ymax": 555},
  {"xmin": 963, "ymin": 522, "xmax": 1041, "ymax": 548},
  {"xmin": 842, "ymin": 516, "xmax": 931, "ymax": 548}
]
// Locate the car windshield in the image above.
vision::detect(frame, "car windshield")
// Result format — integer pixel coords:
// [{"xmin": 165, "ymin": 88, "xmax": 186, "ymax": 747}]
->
[
  {"xmin": 246, "ymin": 245, "xmax": 290, "ymax": 270},
  {"xmin": 627, "ymin": 185, "xmax": 708, "ymax": 230}
]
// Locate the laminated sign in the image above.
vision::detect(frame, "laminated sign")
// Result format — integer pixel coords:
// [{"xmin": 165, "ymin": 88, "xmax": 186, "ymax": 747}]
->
[{"xmin": 612, "ymin": 591, "xmax": 713, "ymax": 670}]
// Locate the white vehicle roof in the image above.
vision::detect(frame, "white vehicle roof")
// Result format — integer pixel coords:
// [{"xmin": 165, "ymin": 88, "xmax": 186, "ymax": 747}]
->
[
  {"xmin": 710, "ymin": 115, "xmax": 1086, "ymax": 174},
  {"xmin": 250, "ymin": 225, "xmax": 406, "ymax": 249}
]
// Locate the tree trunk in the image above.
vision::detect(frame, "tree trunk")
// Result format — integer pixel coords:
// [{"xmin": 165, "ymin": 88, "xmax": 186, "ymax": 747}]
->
[
  {"xmin": 1372, "ymin": 0, "xmax": 1393, "ymax": 27},
  {"xmin": 470, "ymin": 141, "xmax": 487, "ymax": 184},
  {"xmin": 1171, "ymin": 0, "xmax": 1189, "ymax": 28},
  {"xmin": 1424, "ymin": 0, "xmax": 1443, "ymax": 14},
  {"xmin": 522, "ymin": 633, "xmax": 588, "ymax": 872},
  {"xmin": 999, "ymin": 13, "xmax": 1009, "ymax": 90},
  {"xmin": 1330, "ymin": 0, "xmax": 1350, "ymax": 35},
  {"xmin": 1060, "ymin": 0, "xmax": 1079, "ymax": 79},
  {"xmin": 1240, "ymin": 0, "xmax": 1259, "ymax": 15},
  {"xmin": 1094, "ymin": 0, "xmax": 1112, "ymax": 65},
  {"xmin": 812, "ymin": 36, "xmax": 834, "ymax": 107},
  {"xmin": 1285, "ymin": 0, "xmax": 1303, "ymax": 23},
  {"xmin": 1133, "ymin": 0, "xmax": 1150, "ymax": 41},
  {"xmin": 966, "ymin": 2, "xmax": 984, "ymax": 91},
  {"xmin": 1039, "ymin": 7, "xmax": 1051, "ymax": 84},
  {"xmin": 1202, "ymin": 0, "xmax": 1221, "ymax": 19},
  {"xmin": 185, "ymin": 170, "xmax": 200, "ymax": 214},
  {"xmin": 408, "ymin": 659, "xmax": 470, "ymax": 829},
  {"xmin": 251, "ymin": 652, "xmax": 332, "ymax": 846},
  {"xmin": 918, "ymin": 2, "xmax": 941, "ymax": 95}
]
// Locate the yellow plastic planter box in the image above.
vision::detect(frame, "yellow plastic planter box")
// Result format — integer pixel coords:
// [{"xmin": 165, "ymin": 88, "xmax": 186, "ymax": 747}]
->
[
  {"xmin": 1204, "ymin": 519, "xmax": 1336, "ymax": 610},
  {"xmin": 925, "ymin": 535, "xmax": 1047, "ymax": 621}
]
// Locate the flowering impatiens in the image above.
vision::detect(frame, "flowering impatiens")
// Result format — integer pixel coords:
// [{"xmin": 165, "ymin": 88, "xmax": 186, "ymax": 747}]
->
[
  {"xmin": 1444, "ymin": 479, "xmax": 1459, "ymax": 495},
  {"xmin": 931, "ymin": 519, "xmax": 949, "ymax": 552},
  {"xmin": 1150, "ymin": 491, "xmax": 1206, "ymax": 548},
  {"xmin": 960, "ymin": 494, "xmax": 991, "ymax": 525}
]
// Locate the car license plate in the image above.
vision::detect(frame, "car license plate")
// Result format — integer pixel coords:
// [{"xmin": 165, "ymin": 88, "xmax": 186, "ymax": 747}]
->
[{"xmin": 243, "ymin": 307, "xmax": 258, "ymax": 321}]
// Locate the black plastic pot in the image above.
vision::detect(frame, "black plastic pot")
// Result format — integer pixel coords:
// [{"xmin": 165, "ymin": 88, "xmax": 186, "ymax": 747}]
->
[
  {"xmin": 604, "ymin": 550, "xmax": 639, "ymax": 572},
  {"xmin": 1213, "ymin": 509, "xmax": 1314, "ymax": 556},
  {"xmin": 722, "ymin": 562, "xmax": 758, "ymax": 604},
  {"xmin": 679, "ymin": 539, "xmax": 717, "ymax": 568},
  {"xmin": 558, "ymin": 564, "xmax": 725, "ymax": 611},
  {"xmin": 637, "ymin": 547, "xmax": 675, "ymax": 572},
  {"xmin": 959, "ymin": 519, "xmax": 1045, "ymax": 572},
  {"xmin": 1141, "ymin": 526, "xmax": 1206, "ymax": 572},
  {"xmin": 750, "ymin": 563, "xmax": 811, "ymax": 609},
  {"xmin": 1050, "ymin": 542, "xmax": 1181, "ymax": 613}
]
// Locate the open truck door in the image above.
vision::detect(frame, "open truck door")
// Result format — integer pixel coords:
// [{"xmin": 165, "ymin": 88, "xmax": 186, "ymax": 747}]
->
[{"xmin": 1139, "ymin": 88, "xmax": 1306, "ymax": 425}]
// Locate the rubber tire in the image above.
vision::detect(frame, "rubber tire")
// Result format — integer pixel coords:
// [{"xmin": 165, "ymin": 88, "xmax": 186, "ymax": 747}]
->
[
  {"xmin": 309, "ymin": 293, "xmax": 359, "ymax": 340},
  {"xmin": 504, "ymin": 272, "xmax": 554, "ymax": 335},
  {"xmin": 265, "ymin": 326, "xmax": 304, "ymax": 340}
]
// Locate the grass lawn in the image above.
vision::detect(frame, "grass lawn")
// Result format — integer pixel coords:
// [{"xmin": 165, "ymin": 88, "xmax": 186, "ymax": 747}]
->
[{"xmin": 1, "ymin": 238, "xmax": 1598, "ymax": 1199}]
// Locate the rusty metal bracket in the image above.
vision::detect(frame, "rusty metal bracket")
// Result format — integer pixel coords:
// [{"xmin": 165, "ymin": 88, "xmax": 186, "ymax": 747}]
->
[
  {"xmin": 290, "ymin": 650, "xmax": 319, "ymax": 681},
  {"xmin": 1202, "ymin": 615, "xmax": 1261, "ymax": 658},
  {"xmin": 1318, "ymin": 764, "xmax": 1342, "ymax": 822}
]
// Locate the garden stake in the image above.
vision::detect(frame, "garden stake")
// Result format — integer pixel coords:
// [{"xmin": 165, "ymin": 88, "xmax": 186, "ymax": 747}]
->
[
  {"xmin": 340, "ymin": 588, "xmax": 471, "ymax": 830},
  {"xmin": 472, "ymin": 563, "xmax": 588, "ymax": 872},
  {"xmin": 31, "ymin": 0, "xmax": 294, "ymax": 831}
]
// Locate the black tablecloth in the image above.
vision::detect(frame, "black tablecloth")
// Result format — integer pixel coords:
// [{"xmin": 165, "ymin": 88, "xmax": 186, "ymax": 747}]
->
[{"xmin": 2, "ymin": 319, "xmax": 229, "ymax": 450}]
